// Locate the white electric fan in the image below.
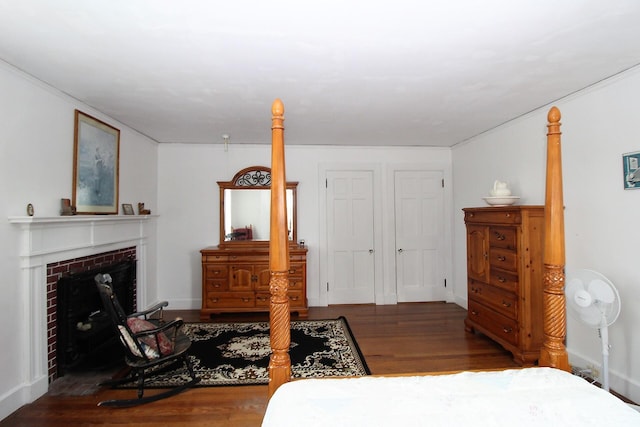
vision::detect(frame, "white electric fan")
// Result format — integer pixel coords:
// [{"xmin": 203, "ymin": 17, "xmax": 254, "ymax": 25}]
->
[{"xmin": 565, "ymin": 268, "xmax": 621, "ymax": 391}]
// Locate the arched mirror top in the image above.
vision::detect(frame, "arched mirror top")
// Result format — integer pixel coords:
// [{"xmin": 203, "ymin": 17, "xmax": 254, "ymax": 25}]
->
[
  {"xmin": 228, "ymin": 166, "xmax": 272, "ymax": 188},
  {"xmin": 218, "ymin": 166, "xmax": 298, "ymax": 248}
]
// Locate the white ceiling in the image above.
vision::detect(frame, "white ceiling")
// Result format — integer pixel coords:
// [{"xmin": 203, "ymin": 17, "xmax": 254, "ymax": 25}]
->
[{"xmin": 1, "ymin": 1, "xmax": 640, "ymax": 147}]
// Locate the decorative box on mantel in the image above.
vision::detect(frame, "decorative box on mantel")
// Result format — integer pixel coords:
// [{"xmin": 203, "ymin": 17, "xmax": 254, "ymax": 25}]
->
[{"xmin": 8, "ymin": 214, "xmax": 156, "ymax": 403}]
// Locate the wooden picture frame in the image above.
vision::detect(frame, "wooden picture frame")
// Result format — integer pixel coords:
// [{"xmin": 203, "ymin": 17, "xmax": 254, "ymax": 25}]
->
[
  {"xmin": 122, "ymin": 203, "xmax": 134, "ymax": 215},
  {"xmin": 72, "ymin": 110, "xmax": 120, "ymax": 214}
]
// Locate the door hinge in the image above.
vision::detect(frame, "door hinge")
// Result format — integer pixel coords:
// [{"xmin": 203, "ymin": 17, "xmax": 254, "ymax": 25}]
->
[
  {"xmin": 326, "ymin": 282, "xmax": 329, "ymax": 292},
  {"xmin": 444, "ymin": 278, "xmax": 447, "ymax": 288},
  {"xmin": 441, "ymin": 178, "xmax": 444, "ymax": 188},
  {"xmin": 326, "ymin": 178, "xmax": 328, "ymax": 188}
]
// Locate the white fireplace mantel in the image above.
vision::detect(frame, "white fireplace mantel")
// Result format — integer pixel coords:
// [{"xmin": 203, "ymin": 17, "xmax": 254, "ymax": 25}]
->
[
  {"xmin": 9, "ymin": 215, "xmax": 155, "ymax": 262},
  {"xmin": 8, "ymin": 214, "xmax": 156, "ymax": 404}
]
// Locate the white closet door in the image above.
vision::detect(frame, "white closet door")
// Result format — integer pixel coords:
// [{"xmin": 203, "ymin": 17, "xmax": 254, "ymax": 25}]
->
[
  {"xmin": 394, "ymin": 170, "xmax": 446, "ymax": 302},
  {"xmin": 326, "ymin": 170, "xmax": 375, "ymax": 304}
]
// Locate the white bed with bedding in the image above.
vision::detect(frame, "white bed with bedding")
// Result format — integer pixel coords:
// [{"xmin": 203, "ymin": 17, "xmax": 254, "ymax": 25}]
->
[{"xmin": 262, "ymin": 368, "xmax": 640, "ymax": 426}]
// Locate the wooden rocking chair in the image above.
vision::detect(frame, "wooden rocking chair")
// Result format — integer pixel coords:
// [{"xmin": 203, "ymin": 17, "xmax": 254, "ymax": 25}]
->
[{"xmin": 95, "ymin": 273, "xmax": 200, "ymax": 407}]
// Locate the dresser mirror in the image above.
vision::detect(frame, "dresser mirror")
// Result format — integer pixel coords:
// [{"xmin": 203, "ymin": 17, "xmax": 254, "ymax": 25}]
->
[{"xmin": 219, "ymin": 166, "xmax": 297, "ymax": 247}]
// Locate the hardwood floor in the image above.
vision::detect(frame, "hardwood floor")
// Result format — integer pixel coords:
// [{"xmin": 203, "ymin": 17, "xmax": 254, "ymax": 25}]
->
[{"xmin": 1, "ymin": 303, "xmax": 519, "ymax": 427}]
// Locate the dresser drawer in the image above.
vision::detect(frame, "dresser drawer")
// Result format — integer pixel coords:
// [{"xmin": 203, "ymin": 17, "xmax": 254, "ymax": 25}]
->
[
  {"xmin": 255, "ymin": 291, "xmax": 305, "ymax": 308},
  {"xmin": 255, "ymin": 293, "xmax": 270, "ymax": 306},
  {"xmin": 255, "ymin": 270, "xmax": 305, "ymax": 291},
  {"xmin": 288, "ymin": 263, "xmax": 305, "ymax": 278},
  {"xmin": 204, "ymin": 264, "xmax": 228, "ymax": 279},
  {"xmin": 205, "ymin": 280, "xmax": 229, "ymax": 292},
  {"xmin": 490, "ymin": 269, "xmax": 518, "ymax": 293},
  {"xmin": 467, "ymin": 300, "xmax": 518, "ymax": 346},
  {"xmin": 205, "ymin": 292, "xmax": 254, "ymax": 308},
  {"xmin": 290, "ymin": 255, "xmax": 306, "ymax": 262},
  {"xmin": 287, "ymin": 290, "xmax": 305, "ymax": 306},
  {"xmin": 255, "ymin": 278, "xmax": 305, "ymax": 291},
  {"xmin": 464, "ymin": 209, "xmax": 521, "ymax": 225},
  {"xmin": 289, "ymin": 277, "xmax": 305, "ymax": 289},
  {"xmin": 489, "ymin": 247, "xmax": 517, "ymax": 272},
  {"xmin": 202, "ymin": 254, "xmax": 229, "ymax": 263},
  {"xmin": 468, "ymin": 280, "xmax": 517, "ymax": 320},
  {"xmin": 228, "ymin": 254, "xmax": 269, "ymax": 263},
  {"xmin": 489, "ymin": 227, "xmax": 517, "ymax": 250}
]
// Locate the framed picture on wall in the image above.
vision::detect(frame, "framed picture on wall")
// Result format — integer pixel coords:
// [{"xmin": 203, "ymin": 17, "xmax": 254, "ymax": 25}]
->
[
  {"xmin": 72, "ymin": 110, "xmax": 120, "ymax": 214},
  {"xmin": 622, "ymin": 150, "xmax": 640, "ymax": 190}
]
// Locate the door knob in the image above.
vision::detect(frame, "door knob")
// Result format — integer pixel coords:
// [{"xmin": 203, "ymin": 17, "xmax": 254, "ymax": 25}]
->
[
  {"xmin": 369, "ymin": 249, "xmax": 374, "ymax": 254},
  {"xmin": 397, "ymin": 248, "xmax": 403, "ymax": 253}
]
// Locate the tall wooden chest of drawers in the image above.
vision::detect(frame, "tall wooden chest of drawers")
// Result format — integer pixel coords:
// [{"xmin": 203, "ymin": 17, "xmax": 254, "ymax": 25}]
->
[
  {"xmin": 200, "ymin": 245, "xmax": 308, "ymax": 320},
  {"xmin": 463, "ymin": 206, "xmax": 544, "ymax": 365}
]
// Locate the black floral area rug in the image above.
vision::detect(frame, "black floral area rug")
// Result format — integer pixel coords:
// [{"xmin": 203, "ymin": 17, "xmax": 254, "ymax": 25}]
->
[{"xmin": 118, "ymin": 317, "xmax": 369, "ymax": 388}]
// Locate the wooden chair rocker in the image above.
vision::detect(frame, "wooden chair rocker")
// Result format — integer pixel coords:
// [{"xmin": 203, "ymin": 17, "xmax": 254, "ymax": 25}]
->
[{"xmin": 95, "ymin": 273, "xmax": 200, "ymax": 407}]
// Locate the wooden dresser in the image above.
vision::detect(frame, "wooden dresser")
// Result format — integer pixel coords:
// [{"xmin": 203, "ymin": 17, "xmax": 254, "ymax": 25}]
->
[
  {"xmin": 463, "ymin": 206, "xmax": 544, "ymax": 365},
  {"xmin": 200, "ymin": 245, "xmax": 308, "ymax": 320}
]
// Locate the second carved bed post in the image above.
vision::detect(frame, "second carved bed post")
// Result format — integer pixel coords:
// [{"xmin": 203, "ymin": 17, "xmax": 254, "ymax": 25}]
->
[
  {"xmin": 539, "ymin": 106, "xmax": 571, "ymax": 371},
  {"xmin": 268, "ymin": 98, "xmax": 292, "ymax": 397}
]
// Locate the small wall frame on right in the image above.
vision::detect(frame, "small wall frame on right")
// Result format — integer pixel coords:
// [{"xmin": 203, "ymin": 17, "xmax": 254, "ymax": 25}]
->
[{"xmin": 622, "ymin": 150, "xmax": 640, "ymax": 190}]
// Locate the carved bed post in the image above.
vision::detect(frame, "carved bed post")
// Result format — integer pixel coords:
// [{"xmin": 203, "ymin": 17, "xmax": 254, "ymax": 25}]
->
[
  {"xmin": 539, "ymin": 106, "xmax": 570, "ymax": 371},
  {"xmin": 268, "ymin": 98, "xmax": 292, "ymax": 397}
]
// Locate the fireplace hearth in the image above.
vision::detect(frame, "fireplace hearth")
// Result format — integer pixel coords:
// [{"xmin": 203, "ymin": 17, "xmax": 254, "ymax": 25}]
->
[{"xmin": 56, "ymin": 259, "xmax": 136, "ymax": 376}]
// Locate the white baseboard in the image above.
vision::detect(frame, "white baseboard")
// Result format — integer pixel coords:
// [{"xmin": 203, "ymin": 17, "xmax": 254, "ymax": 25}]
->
[
  {"xmin": 165, "ymin": 298, "xmax": 200, "ymax": 310},
  {"xmin": 0, "ymin": 375, "xmax": 48, "ymax": 421},
  {"xmin": 569, "ymin": 352, "xmax": 640, "ymax": 404}
]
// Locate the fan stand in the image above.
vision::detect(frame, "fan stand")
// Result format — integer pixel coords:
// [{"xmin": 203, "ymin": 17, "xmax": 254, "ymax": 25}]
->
[
  {"xmin": 598, "ymin": 315, "xmax": 610, "ymax": 392},
  {"xmin": 600, "ymin": 322, "xmax": 640, "ymax": 413}
]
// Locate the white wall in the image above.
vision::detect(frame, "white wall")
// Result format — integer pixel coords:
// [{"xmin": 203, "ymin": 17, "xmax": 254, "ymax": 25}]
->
[
  {"xmin": 452, "ymin": 66, "xmax": 640, "ymax": 403},
  {"xmin": 0, "ymin": 62, "xmax": 159, "ymax": 419},
  {"xmin": 157, "ymin": 144, "xmax": 452, "ymax": 308}
]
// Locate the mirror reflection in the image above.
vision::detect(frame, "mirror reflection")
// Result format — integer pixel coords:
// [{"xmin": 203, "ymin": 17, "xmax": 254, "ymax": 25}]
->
[{"xmin": 223, "ymin": 189, "xmax": 294, "ymax": 241}]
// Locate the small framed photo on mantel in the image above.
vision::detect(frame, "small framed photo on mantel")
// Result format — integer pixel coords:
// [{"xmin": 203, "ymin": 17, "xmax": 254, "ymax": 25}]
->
[
  {"xmin": 122, "ymin": 203, "xmax": 134, "ymax": 215},
  {"xmin": 622, "ymin": 150, "xmax": 640, "ymax": 190},
  {"xmin": 72, "ymin": 110, "xmax": 120, "ymax": 214}
]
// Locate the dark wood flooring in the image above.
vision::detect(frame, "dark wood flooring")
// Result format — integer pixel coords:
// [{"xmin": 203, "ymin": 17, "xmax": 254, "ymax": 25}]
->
[{"xmin": 0, "ymin": 303, "xmax": 524, "ymax": 426}]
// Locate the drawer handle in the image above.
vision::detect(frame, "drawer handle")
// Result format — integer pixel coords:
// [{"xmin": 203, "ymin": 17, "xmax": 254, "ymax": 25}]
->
[
  {"xmin": 494, "ymin": 232, "xmax": 505, "ymax": 240},
  {"xmin": 241, "ymin": 298, "xmax": 251, "ymax": 302},
  {"xmin": 502, "ymin": 300, "xmax": 512, "ymax": 307},
  {"xmin": 288, "ymin": 268, "xmax": 296, "ymax": 274},
  {"xmin": 502, "ymin": 327, "xmax": 513, "ymax": 333},
  {"xmin": 471, "ymin": 287, "xmax": 480, "ymax": 294},
  {"xmin": 497, "ymin": 255, "xmax": 506, "ymax": 261},
  {"xmin": 211, "ymin": 298, "xmax": 218, "ymax": 303},
  {"xmin": 212, "ymin": 283, "xmax": 220, "ymax": 288},
  {"xmin": 498, "ymin": 276, "xmax": 506, "ymax": 283},
  {"xmin": 471, "ymin": 310, "xmax": 479, "ymax": 316},
  {"xmin": 289, "ymin": 296, "xmax": 299, "ymax": 301}
]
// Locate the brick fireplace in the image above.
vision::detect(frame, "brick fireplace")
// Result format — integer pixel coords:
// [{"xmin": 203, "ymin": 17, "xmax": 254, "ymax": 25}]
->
[
  {"xmin": 47, "ymin": 247, "xmax": 137, "ymax": 382},
  {"xmin": 9, "ymin": 215, "xmax": 155, "ymax": 402}
]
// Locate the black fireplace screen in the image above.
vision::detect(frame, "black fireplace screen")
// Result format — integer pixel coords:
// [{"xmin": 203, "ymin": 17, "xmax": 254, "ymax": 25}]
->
[{"xmin": 56, "ymin": 259, "xmax": 136, "ymax": 375}]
